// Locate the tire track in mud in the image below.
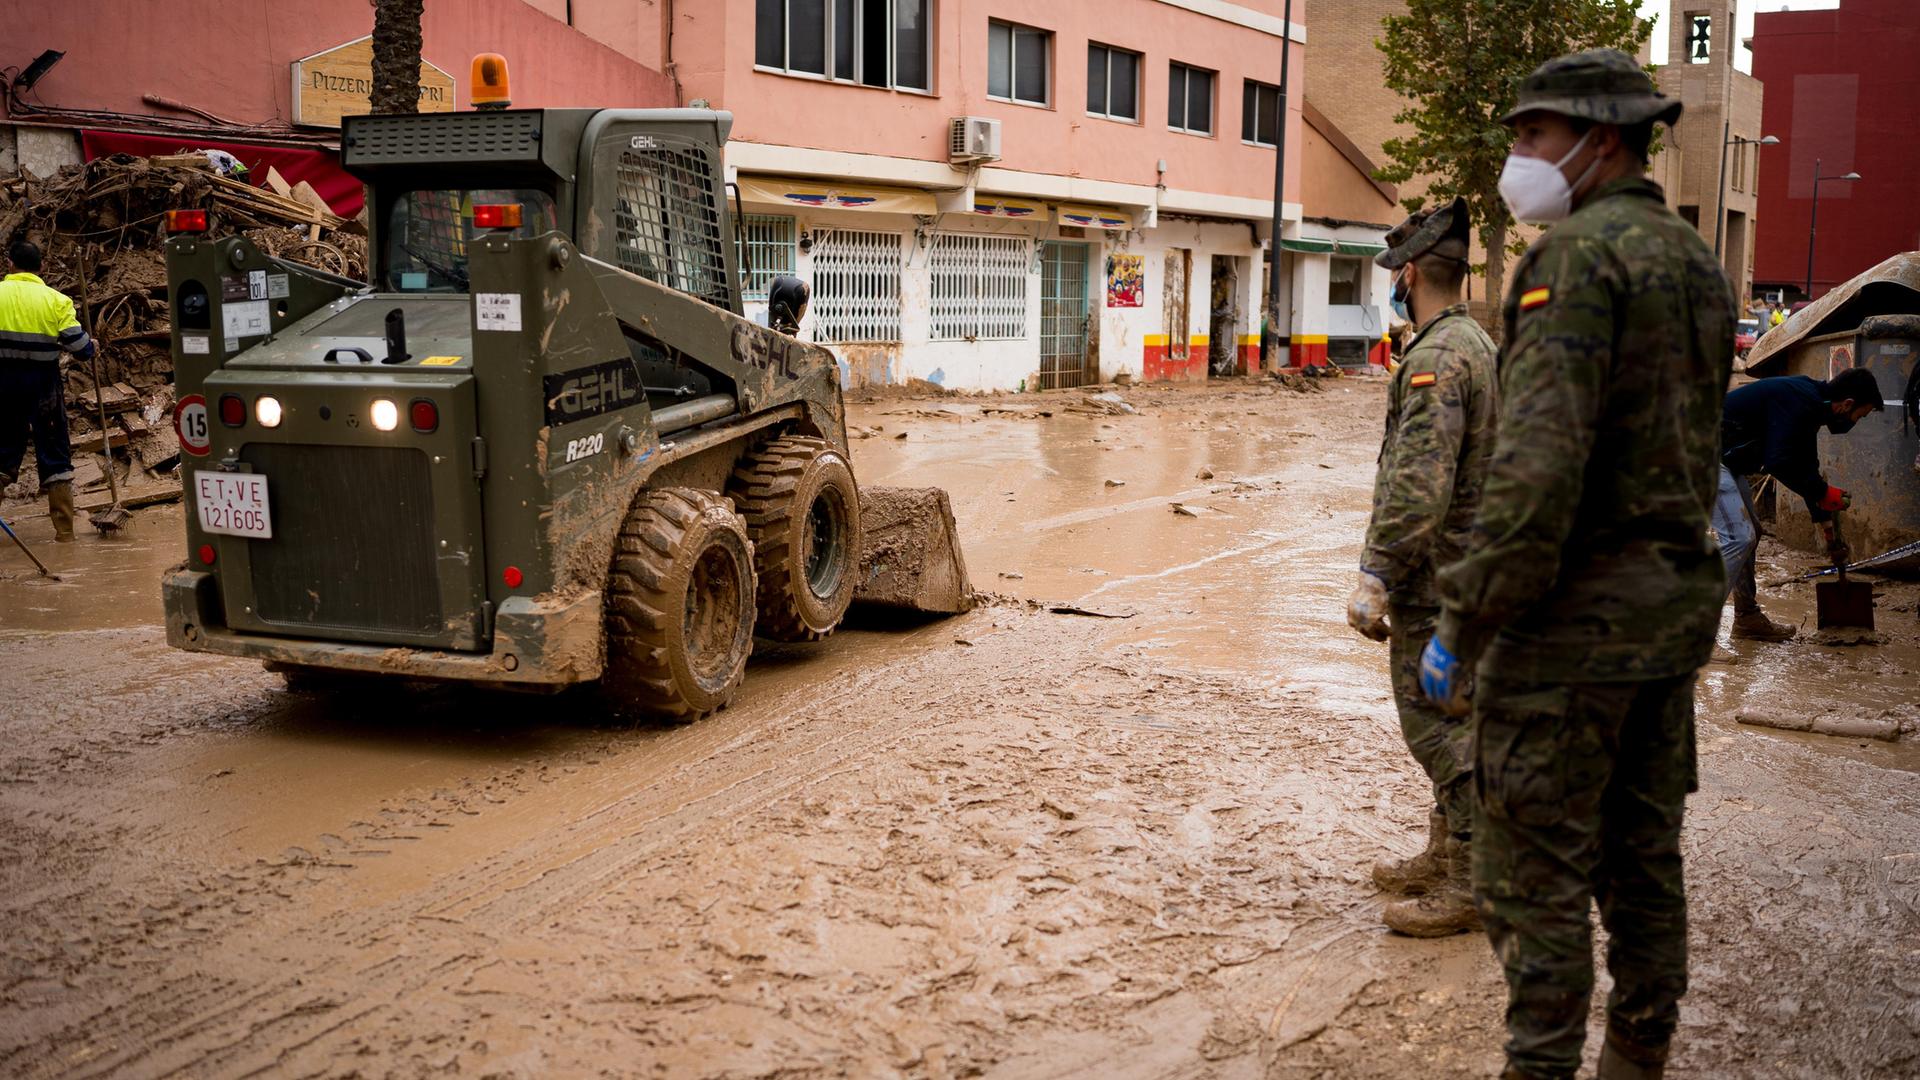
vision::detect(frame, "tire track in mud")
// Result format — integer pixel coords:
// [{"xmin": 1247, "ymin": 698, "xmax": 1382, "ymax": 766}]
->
[
  {"xmin": 8, "ymin": 607, "xmax": 1451, "ymax": 1078},
  {"xmin": 3, "ymin": 612, "xmax": 1119, "ymax": 1075}
]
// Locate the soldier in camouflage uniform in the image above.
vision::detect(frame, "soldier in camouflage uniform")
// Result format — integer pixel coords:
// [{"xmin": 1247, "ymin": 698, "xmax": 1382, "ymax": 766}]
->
[
  {"xmin": 1418, "ymin": 51, "xmax": 1733, "ymax": 1080},
  {"xmin": 1346, "ymin": 197, "xmax": 1498, "ymax": 938}
]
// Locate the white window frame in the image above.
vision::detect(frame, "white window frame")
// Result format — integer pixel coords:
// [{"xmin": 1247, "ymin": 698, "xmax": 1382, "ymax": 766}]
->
[
  {"xmin": 1086, "ymin": 43, "xmax": 1141, "ymax": 124},
  {"xmin": 1168, "ymin": 61, "xmax": 1215, "ymax": 137},
  {"xmin": 755, "ymin": 0, "xmax": 934, "ymax": 94},
  {"xmin": 811, "ymin": 227, "xmax": 905, "ymax": 343},
  {"xmin": 929, "ymin": 232, "xmax": 1031, "ymax": 341},
  {"xmin": 988, "ymin": 20, "xmax": 1052, "ymax": 108},
  {"xmin": 1328, "ymin": 254, "xmax": 1369, "ymax": 307},
  {"xmin": 1241, "ymin": 78, "xmax": 1281, "ymax": 147}
]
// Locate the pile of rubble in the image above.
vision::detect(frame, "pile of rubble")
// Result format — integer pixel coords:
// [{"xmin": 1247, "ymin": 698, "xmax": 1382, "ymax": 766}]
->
[{"xmin": 0, "ymin": 153, "xmax": 368, "ymax": 510}]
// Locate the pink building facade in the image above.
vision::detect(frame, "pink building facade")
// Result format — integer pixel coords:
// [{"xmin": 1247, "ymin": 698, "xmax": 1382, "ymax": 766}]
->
[
  {"xmin": 6, "ymin": 0, "xmax": 1359, "ymax": 389},
  {"xmin": 571, "ymin": 0, "xmax": 1317, "ymax": 388}
]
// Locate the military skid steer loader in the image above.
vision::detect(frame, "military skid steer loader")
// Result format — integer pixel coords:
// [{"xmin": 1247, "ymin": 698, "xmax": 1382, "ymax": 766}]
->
[{"xmin": 160, "ymin": 104, "xmax": 968, "ymax": 717}]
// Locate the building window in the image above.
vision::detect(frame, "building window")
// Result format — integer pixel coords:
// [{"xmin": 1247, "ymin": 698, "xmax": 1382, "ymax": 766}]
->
[
  {"xmin": 1327, "ymin": 255, "xmax": 1367, "ymax": 307},
  {"xmin": 930, "ymin": 233, "xmax": 1031, "ymax": 340},
  {"xmin": 988, "ymin": 20, "xmax": 1051, "ymax": 106},
  {"xmin": 1242, "ymin": 79, "xmax": 1281, "ymax": 146},
  {"xmin": 1168, "ymin": 62, "xmax": 1215, "ymax": 136},
  {"xmin": 1087, "ymin": 43, "xmax": 1140, "ymax": 122},
  {"xmin": 738, "ymin": 214, "xmax": 797, "ymax": 300},
  {"xmin": 811, "ymin": 228, "xmax": 903, "ymax": 342},
  {"xmin": 757, "ymin": 0, "xmax": 932, "ymax": 91}
]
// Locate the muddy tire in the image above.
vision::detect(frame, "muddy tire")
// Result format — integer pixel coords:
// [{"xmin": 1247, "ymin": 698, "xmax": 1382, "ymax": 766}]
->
[
  {"xmin": 603, "ymin": 488, "xmax": 757, "ymax": 720},
  {"xmin": 728, "ymin": 436, "xmax": 861, "ymax": 642}
]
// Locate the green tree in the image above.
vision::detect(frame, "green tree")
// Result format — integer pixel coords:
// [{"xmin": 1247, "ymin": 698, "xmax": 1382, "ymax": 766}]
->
[{"xmin": 1375, "ymin": 0, "xmax": 1652, "ymax": 310}]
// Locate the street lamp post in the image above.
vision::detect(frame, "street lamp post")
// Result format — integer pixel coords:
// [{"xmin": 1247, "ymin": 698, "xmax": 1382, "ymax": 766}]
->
[
  {"xmin": 1804, "ymin": 158, "xmax": 1862, "ymax": 300},
  {"xmin": 1264, "ymin": 0, "xmax": 1294, "ymax": 370},
  {"xmin": 1713, "ymin": 124, "xmax": 1778, "ymax": 260}
]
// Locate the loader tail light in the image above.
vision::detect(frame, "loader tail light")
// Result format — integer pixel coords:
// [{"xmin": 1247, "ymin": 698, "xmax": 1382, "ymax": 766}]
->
[
  {"xmin": 165, "ymin": 209, "xmax": 208, "ymax": 233},
  {"xmin": 503, "ymin": 566, "xmax": 524, "ymax": 589},
  {"xmin": 198, "ymin": 544, "xmax": 216, "ymax": 566},
  {"xmin": 409, "ymin": 398, "xmax": 439, "ymax": 433},
  {"xmin": 472, "ymin": 203, "xmax": 522, "ymax": 229},
  {"xmin": 218, "ymin": 394, "xmax": 245, "ymax": 427}
]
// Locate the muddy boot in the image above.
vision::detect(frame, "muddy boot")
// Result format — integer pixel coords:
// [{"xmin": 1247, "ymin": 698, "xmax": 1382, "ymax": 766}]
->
[
  {"xmin": 47, "ymin": 481, "xmax": 75, "ymax": 543},
  {"xmin": 1372, "ymin": 807, "xmax": 1448, "ymax": 896},
  {"xmin": 1384, "ymin": 838, "xmax": 1481, "ymax": 937},
  {"xmin": 1730, "ymin": 609, "xmax": 1795, "ymax": 642},
  {"xmin": 1597, "ymin": 1029, "xmax": 1668, "ymax": 1079}
]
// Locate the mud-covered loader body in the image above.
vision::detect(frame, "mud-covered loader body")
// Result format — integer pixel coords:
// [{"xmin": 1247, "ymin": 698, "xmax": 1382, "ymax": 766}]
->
[{"xmin": 160, "ymin": 107, "xmax": 862, "ymax": 692}]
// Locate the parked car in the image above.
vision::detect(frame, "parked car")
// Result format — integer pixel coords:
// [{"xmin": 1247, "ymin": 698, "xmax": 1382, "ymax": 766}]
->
[{"xmin": 1735, "ymin": 319, "xmax": 1760, "ymax": 356}]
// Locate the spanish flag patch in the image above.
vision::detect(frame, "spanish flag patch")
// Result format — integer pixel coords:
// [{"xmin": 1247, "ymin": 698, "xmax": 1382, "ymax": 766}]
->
[
  {"xmin": 1410, "ymin": 372, "xmax": 1437, "ymax": 388},
  {"xmin": 1520, "ymin": 286, "xmax": 1552, "ymax": 311}
]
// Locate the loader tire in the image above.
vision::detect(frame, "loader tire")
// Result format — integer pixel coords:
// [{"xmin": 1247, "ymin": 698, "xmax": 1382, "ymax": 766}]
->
[
  {"xmin": 729, "ymin": 436, "xmax": 861, "ymax": 642},
  {"xmin": 603, "ymin": 488, "xmax": 757, "ymax": 720}
]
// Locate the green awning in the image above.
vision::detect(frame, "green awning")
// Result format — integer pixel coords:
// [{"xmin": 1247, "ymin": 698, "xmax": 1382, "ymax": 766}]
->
[
  {"xmin": 1279, "ymin": 238, "xmax": 1335, "ymax": 254},
  {"xmin": 1335, "ymin": 240, "xmax": 1387, "ymax": 256}
]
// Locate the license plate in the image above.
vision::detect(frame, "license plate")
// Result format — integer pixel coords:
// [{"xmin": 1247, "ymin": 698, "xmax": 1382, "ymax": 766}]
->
[{"xmin": 195, "ymin": 472, "xmax": 273, "ymax": 539}]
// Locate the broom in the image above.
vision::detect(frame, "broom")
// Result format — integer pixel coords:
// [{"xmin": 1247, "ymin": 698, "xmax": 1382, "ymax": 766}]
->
[{"xmin": 78, "ymin": 243, "xmax": 131, "ymax": 532}]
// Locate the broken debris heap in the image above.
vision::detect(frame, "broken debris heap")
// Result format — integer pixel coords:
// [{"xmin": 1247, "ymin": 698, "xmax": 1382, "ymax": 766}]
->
[{"xmin": 0, "ymin": 152, "xmax": 367, "ymax": 511}]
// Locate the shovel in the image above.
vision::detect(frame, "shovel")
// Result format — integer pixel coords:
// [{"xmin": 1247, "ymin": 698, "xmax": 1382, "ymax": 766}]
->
[
  {"xmin": 1814, "ymin": 513, "xmax": 1874, "ymax": 630},
  {"xmin": 77, "ymin": 245, "xmax": 131, "ymax": 533}
]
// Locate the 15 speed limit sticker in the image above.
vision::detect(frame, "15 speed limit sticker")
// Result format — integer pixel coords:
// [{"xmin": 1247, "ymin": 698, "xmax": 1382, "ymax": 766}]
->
[{"xmin": 175, "ymin": 394, "xmax": 211, "ymax": 456}]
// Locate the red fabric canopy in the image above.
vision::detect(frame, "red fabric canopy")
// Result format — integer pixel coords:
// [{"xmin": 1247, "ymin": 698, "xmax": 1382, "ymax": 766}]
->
[{"xmin": 80, "ymin": 130, "xmax": 365, "ymax": 218}]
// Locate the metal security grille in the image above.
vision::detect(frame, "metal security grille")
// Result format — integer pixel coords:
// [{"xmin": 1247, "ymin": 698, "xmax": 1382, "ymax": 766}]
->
[
  {"xmin": 811, "ymin": 228, "xmax": 903, "ymax": 342},
  {"xmin": 739, "ymin": 214, "xmax": 797, "ymax": 300},
  {"xmin": 613, "ymin": 143, "xmax": 729, "ymax": 307},
  {"xmin": 243, "ymin": 444, "xmax": 442, "ymax": 637},
  {"xmin": 930, "ymin": 233, "xmax": 1030, "ymax": 340},
  {"xmin": 1040, "ymin": 241, "xmax": 1091, "ymax": 389}
]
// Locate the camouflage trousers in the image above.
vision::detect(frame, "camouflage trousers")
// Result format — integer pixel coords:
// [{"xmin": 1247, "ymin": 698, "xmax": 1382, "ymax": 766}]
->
[
  {"xmin": 1388, "ymin": 603, "xmax": 1473, "ymax": 841},
  {"xmin": 1472, "ymin": 672, "xmax": 1698, "ymax": 1079}
]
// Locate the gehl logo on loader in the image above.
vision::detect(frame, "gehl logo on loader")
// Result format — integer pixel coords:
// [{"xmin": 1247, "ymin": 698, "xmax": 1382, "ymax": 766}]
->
[{"xmin": 544, "ymin": 358, "xmax": 643, "ymax": 428}]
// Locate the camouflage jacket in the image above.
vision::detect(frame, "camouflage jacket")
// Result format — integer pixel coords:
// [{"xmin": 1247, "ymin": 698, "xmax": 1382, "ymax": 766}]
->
[
  {"xmin": 1361, "ymin": 304, "xmax": 1498, "ymax": 608},
  {"xmin": 1436, "ymin": 178, "xmax": 1734, "ymax": 682}
]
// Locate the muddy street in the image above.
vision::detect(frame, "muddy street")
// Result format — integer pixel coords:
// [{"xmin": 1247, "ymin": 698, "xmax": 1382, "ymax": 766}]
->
[{"xmin": 3, "ymin": 377, "xmax": 1918, "ymax": 1078}]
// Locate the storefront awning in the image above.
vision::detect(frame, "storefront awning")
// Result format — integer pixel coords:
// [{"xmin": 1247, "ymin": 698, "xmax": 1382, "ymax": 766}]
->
[
  {"xmin": 737, "ymin": 176, "xmax": 937, "ymax": 215},
  {"xmin": 1056, "ymin": 204, "xmax": 1133, "ymax": 230},
  {"xmin": 1279, "ymin": 237, "xmax": 1336, "ymax": 254},
  {"xmin": 1335, "ymin": 240, "xmax": 1387, "ymax": 256},
  {"xmin": 970, "ymin": 195, "xmax": 1048, "ymax": 220}
]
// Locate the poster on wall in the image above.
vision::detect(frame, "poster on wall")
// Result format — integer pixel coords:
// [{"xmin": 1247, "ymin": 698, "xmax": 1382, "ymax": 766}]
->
[{"xmin": 1106, "ymin": 254, "xmax": 1144, "ymax": 308}]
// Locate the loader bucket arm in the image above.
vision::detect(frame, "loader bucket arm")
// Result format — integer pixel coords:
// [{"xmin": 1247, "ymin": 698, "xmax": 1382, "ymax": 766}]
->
[{"xmin": 579, "ymin": 255, "xmax": 847, "ymax": 450}]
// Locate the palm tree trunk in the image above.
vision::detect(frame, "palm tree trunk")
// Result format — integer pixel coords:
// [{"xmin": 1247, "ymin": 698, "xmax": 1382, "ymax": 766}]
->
[{"xmin": 370, "ymin": 0, "xmax": 426, "ymax": 115}]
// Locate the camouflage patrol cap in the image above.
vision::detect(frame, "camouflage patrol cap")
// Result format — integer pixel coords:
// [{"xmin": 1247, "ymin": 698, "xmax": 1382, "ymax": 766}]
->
[
  {"xmin": 1375, "ymin": 197, "xmax": 1471, "ymax": 271},
  {"xmin": 1499, "ymin": 48, "xmax": 1682, "ymax": 127}
]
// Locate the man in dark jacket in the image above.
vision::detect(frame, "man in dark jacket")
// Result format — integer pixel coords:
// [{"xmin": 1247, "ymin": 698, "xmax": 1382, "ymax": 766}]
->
[{"xmin": 1715, "ymin": 367, "xmax": 1885, "ymax": 640}]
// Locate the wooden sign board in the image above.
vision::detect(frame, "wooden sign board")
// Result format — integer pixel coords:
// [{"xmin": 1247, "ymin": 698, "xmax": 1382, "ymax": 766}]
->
[{"xmin": 291, "ymin": 36, "xmax": 455, "ymax": 128}]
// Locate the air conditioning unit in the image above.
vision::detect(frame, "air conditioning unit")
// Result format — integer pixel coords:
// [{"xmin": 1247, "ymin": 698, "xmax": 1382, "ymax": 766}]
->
[{"xmin": 949, "ymin": 117, "xmax": 1003, "ymax": 164}]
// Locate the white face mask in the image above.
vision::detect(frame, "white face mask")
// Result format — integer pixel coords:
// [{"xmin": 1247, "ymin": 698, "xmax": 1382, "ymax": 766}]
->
[{"xmin": 1498, "ymin": 129, "xmax": 1598, "ymax": 224}]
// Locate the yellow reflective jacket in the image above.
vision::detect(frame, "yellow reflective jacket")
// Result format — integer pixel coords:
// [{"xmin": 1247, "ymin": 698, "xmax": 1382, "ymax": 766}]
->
[{"xmin": 0, "ymin": 272, "xmax": 91, "ymax": 362}]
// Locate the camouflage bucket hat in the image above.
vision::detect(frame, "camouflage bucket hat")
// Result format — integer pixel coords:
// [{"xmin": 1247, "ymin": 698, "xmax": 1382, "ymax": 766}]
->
[
  {"xmin": 1499, "ymin": 48, "xmax": 1682, "ymax": 127},
  {"xmin": 1376, "ymin": 197, "xmax": 1471, "ymax": 271}
]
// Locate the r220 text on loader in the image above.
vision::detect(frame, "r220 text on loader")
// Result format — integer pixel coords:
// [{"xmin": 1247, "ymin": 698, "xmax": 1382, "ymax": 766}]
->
[{"xmin": 160, "ymin": 81, "xmax": 969, "ymax": 717}]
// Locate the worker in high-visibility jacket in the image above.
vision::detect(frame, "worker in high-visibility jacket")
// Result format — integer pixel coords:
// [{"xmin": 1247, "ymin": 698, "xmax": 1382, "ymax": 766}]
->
[{"xmin": 1, "ymin": 239, "xmax": 93, "ymax": 542}]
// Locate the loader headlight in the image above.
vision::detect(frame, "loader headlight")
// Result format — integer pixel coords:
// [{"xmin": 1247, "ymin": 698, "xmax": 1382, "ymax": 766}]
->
[
  {"xmin": 255, "ymin": 395, "xmax": 283, "ymax": 428},
  {"xmin": 370, "ymin": 398, "xmax": 400, "ymax": 432}
]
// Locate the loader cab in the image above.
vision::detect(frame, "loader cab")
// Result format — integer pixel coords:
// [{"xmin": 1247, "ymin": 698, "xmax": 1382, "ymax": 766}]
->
[{"xmin": 345, "ymin": 106, "xmax": 745, "ymax": 316}]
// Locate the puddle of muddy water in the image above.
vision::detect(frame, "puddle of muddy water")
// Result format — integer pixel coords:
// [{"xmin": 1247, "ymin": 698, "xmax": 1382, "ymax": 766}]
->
[{"xmin": 0, "ymin": 502, "xmax": 178, "ymax": 632}]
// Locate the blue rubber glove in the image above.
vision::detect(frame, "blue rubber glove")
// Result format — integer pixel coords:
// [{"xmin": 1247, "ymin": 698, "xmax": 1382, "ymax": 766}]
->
[{"xmin": 1418, "ymin": 635, "xmax": 1471, "ymax": 717}]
